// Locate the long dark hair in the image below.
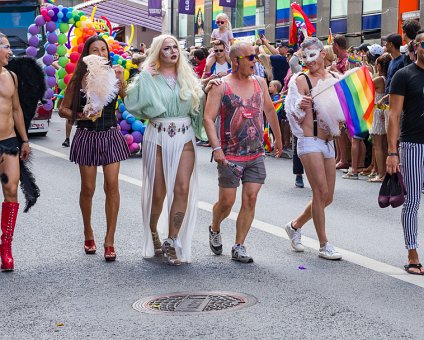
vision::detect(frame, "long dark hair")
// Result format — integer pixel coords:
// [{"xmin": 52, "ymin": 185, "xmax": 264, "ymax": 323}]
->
[
  {"xmin": 376, "ymin": 53, "xmax": 391, "ymax": 77},
  {"xmin": 66, "ymin": 35, "xmax": 111, "ymax": 121}
]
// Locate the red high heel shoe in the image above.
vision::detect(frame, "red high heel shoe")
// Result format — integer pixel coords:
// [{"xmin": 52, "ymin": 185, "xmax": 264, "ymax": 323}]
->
[
  {"xmin": 84, "ymin": 240, "xmax": 96, "ymax": 254},
  {"xmin": 104, "ymin": 246, "xmax": 116, "ymax": 262}
]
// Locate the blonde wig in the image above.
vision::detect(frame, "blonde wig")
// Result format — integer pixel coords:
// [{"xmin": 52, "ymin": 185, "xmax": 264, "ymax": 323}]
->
[
  {"xmin": 216, "ymin": 13, "xmax": 232, "ymax": 31},
  {"xmin": 258, "ymin": 53, "xmax": 273, "ymax": 82},
  {"xmin": 142, "ymin": 34, "xmax": 203, "ymax": 113}
]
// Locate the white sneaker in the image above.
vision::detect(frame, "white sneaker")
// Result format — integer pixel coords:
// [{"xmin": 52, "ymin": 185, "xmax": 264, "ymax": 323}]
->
[
  {"xmin": 285, "ymin": 221, "xmax": 304, "ymax": 252},
  {"xmin": 318, "ymin": 242, "xmax": 342, "ymax": 260}
]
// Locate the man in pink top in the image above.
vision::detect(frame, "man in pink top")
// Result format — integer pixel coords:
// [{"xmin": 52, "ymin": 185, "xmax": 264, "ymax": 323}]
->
[{"xmin": 203, "ymin": 42, "xmax": 282, "ymax": 263}]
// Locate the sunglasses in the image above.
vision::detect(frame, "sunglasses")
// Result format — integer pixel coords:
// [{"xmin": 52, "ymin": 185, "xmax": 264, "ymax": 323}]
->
[
  {"xmin": 237, "ymin": 54, "xmax": 257, "ymax": 61},
  {"xmin": 414, "ymin": 41, "xmax": 424, "ymax": 48},
  {"xmin": 216, "ymin": 20, "xmax": 225, "ymax": 24},
  {"xmin": 214, "ymin": 49, "xmax": 224, "ymax": 53}
]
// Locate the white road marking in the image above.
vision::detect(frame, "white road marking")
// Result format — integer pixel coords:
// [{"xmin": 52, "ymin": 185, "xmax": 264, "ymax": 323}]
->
[{"xmin": 31, "ymin": 143, "xmax": 424, "ymax": 289}]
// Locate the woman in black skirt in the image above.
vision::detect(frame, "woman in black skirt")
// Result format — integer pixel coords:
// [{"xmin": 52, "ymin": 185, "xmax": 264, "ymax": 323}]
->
[{"xmin": 59, "ymin": 36, "xmax": 130, "ymax": 261}]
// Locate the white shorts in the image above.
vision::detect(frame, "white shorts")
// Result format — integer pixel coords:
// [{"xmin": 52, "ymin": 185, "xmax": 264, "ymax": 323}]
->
[{"xmin": 297, "ymin": 137, "xmax": 335, "ymax": 159}]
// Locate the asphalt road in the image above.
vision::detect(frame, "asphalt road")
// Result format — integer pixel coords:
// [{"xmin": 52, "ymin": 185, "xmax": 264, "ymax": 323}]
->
[{"xmin": 0, "ymin": 113, "xmax": 423, "ymax": 339}]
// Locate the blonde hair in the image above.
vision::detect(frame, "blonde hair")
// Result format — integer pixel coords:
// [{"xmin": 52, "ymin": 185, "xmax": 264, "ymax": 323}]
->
[
  {"xmin": 258, "ymin": 53, "xmax": 273, "ymax": 82},
  {"xmin": 270, "ymin": 80, "xmax": 282, "ymax": 92},
  {"xmin": 216, "ymin": 13, "xmax": 232, "ymax": 31},
  {"xmin": 141, "ymin": 34, "xmax": 203, "ymax": 113},
  {"xmin": 323, "ymin": 45, "xmax": 335, "ymax": 62}
]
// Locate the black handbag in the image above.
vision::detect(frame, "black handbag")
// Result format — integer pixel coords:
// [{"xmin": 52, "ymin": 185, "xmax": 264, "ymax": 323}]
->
[{"xmin": 378, "ymin": 171, "xmax": 407, "ymax": 208}]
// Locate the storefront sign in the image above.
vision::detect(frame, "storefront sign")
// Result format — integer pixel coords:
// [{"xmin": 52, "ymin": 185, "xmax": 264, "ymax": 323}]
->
[
  {"xmin": 148, "ymin": 0, "xmax": 162, "ymax": 17},
  {"xmin": 219, "ymin": 0, "xmax": 237, "ymax": 8},
  {"xmin": 179, "ymin": 0, "xmax": 195, "ymax": 15}
]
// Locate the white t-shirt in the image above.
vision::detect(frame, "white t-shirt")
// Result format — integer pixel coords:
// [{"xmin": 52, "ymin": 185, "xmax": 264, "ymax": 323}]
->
[{"xmin": 214, "ymin": 61, "xmax": 230, "ymax": 75}]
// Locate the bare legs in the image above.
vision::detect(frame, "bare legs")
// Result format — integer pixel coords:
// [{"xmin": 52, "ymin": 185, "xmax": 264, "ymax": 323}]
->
[
  {"xmin": 211, "ymin": 182, "xmax": 262, "ymax": 245},
  {"xmin": 149, "ymin": 142, "xmax": 195, "ymax": 239},
  {"xmin": 79, "ymin": 162, "xmax": 121, "ymax": 246},
  {"xmin": 291, "ymin": 154, "xmax": 336, "ymax": 247},
  {"xmin": 373, "ymin": 134, "xmax": 387, "ymax": 179}
]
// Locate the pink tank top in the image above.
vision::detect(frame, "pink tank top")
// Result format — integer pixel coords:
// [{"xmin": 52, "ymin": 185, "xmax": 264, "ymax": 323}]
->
[{"xmin": 216, "ymin": 76, "xmax": 265, "ymax": 162}]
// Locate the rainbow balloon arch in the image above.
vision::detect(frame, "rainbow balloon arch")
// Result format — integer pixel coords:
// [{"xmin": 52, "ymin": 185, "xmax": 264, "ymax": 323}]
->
[{"xmin": 26, "ymin": 3, "xmax": 144, "ymax": 154}]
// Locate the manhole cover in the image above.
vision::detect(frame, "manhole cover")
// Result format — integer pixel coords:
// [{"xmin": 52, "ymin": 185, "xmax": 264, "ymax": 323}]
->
[{"xmin": 133, "ymin": 291, "xmax": 257, "ymax": 314}]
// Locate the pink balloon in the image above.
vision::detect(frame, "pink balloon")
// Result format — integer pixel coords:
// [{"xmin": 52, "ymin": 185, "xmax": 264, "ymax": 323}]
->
[
  {"xmin": 125, "ymin": 134, "xmax": 134, "ymax": 145},
  {"xmin": 129, "ymin": 142, "xmax": 140, "ymax": 153}
]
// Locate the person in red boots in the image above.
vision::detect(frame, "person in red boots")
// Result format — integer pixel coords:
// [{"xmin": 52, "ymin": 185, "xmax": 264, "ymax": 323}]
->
[{"xmin": 0, "ymin": 32, "xmax": 31, "ymax": 271}]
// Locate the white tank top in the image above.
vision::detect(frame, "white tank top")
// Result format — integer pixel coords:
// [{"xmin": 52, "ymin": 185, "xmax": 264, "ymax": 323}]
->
[{"xmin": 214, "ymin": 61, "xmax": 230, "ymax": 75}]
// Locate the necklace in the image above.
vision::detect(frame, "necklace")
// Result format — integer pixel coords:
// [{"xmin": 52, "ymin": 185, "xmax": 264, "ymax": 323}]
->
[{"xmin": 163, "ymin": 74, "xmax": 177, "ymax": 89}]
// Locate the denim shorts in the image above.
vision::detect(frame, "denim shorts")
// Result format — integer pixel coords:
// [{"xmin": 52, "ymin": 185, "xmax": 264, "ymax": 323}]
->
[{"xmin": 217, "ymin": 156, "xmax": 266, "ymax": 188}]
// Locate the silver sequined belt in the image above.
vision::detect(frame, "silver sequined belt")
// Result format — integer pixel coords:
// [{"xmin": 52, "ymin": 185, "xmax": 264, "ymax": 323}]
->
[{"xmin": 150, "ymin": 121, "xmax": 191, "ymax": 138}]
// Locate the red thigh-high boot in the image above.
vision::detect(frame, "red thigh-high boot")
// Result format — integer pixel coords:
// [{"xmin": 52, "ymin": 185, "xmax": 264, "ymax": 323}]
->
[{"xmin": 1, "ymin": 202, "xmax": 19, "ymax": 271}]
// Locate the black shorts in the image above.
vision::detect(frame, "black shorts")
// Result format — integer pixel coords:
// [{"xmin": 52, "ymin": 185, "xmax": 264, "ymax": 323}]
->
[{"xmin": 0, "ymin": 137, "xmax": 20, "ymax": 155}]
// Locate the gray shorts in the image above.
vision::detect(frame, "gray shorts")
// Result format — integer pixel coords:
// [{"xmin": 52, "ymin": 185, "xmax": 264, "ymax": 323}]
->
[{"xmin": 217, "ymin": 156, "xmax": 266, "ymax": 188}]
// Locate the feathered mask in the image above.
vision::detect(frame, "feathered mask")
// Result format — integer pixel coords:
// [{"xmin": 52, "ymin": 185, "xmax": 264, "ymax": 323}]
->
[{"xmin": 82, "ymin": 55, "xmax": 119, "ymax": 121}]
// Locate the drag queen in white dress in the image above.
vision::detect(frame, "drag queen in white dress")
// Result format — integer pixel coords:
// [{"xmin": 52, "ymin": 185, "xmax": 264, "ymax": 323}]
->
[{"xmin": 125, "ymin": 34, "xmax": 206, "ymax": 265}]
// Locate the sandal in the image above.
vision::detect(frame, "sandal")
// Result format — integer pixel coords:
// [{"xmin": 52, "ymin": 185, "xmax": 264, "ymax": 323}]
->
[
  {"xmin": 104, "ymin": 246, "xmax": 116, "ymax": 262},
  {"xmin": 336, "ymin": 162, "xmax": 349, "ymax": 170},
  {"xmin": 368, "ymin": 176, "xmax": 384, "ymax": 183},
  {"xmin": 404, "ymin": 263, "xmax": 424, "ymax": 275},
  {"xmin": 342, "ymin": 172, "xmax": 359, "ymax": 180},
  {"xmin": 368, "ymin": 172, "xmax": 378, "ymax": 178}
]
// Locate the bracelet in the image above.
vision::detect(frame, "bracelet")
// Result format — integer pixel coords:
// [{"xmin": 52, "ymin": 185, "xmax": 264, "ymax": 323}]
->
[
  {"xmin": 212, "ymin": 146, "xmax": 222, "ymax": 152},
  {"xmin": 22, "ymin": 140, "xmax": 29, "ymax": 144},
  {"xmin": 387, "ymin": 152, "xmax": 399, "ymax": 156}
]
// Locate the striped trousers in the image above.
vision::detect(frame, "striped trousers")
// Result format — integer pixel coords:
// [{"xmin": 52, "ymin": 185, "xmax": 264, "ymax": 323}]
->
[{"xmin": 400, "ymin": 142, "xmax": 424, "ymax": 249}]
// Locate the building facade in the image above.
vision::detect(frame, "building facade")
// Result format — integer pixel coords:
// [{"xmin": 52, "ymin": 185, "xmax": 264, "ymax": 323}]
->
[{"xmin": 170, "ymin": 0, "xmax": 424, "ymax": 48}]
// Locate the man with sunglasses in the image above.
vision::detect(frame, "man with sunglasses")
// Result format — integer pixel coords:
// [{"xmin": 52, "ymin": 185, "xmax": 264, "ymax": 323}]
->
[
  {"xmin": 202, "ymin": 40, "xmax": 231, "ymax": 81},
  {"xmin": 0, "ymin": 32, "xmax": 31, "ymax": 271},
  {"xmin": 203, "ymin": 42, "xmax": 282, "ymax": 263},
  {"xmin": 386, "ymin": 29, "xmax": 424, "ymax": 275}
]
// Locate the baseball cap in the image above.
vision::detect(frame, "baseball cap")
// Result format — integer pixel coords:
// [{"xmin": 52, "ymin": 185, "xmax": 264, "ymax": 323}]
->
[
  {"xmin": 368, "ymin": 44, "xmax": 384, "ymax": 57},
  {"xmin": 277, "ymin": 40, "xmax": 289, "ymax": 48},
  {"xmin": 354, "ymin": 42, "xmax": 370, "ymax": 52}
]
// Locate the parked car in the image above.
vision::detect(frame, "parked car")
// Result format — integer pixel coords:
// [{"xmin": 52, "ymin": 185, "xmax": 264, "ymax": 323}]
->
[{"xmin": 28, "ymin": 103, "xmax": 52, "ymax": 136}]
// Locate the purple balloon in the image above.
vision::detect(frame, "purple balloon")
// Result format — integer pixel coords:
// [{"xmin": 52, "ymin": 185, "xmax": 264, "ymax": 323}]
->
[
  {"xmin": 46, "ymin": 5, "xmax": 53, "ymax": 11},
  {"xmin": 47, "ymin": 32, "xmax": 58, "ymax": 44},
  {"xmin": 45, "ymin": 88, "xmax": 54, "ymax": 99},
  {"xmin": 28, "ymin": 24, "xmax": 39, "ymax": 35},
  {"xmin": 43, "ymin": 100, "xmax": 53, "ymax": 111},
  {"xmin": 43, "ymin": 54, "xmax": 54, "ymax": 65},
  {"xmin": 45, "ymin": 65, "xmax": 56, "ymax": 77},
  {"xmin": 52, "ymin": 15, "xmax": 58, "ymax": 22},
  {"xmin": 46, "ymin": 21, "xmax": 56, "ymax": 33},
  {"xmin": 53, "ymin": 7, "xmax": 60, "ymax": 14},
  {"xmin": 47, "ymin": 76, "xmax": 56, "ymax": 88},
  {"xmin": 35, "ymin": 15, "xmax": 45, "ymax": 26},
  {"xmin": 26, "ymin": 46, "xmax": 37, "ymax": 57},
  {"xmin": 132, "ymin": 131, "xmax": 143, "ymax": 143},
  {"xmin": 120, "ymin": 120, "xmax": 132, "ymax": 131},
  {"xmin": 120, "ymin": 130, "xmax": 129, "ymax": 136},
  {"xmin": 46, "ymin": 44, "xmax": 57, "ymax": 55},
  {"xmin": 117, "ymin": 112, "xmax": 122, "ymax": 120},
  {"xmin": 28, "ymin": 35, "xmax": 39, "ymax": 47},
  {"xmin": 48, "ymin": 10, "xmax": 55, "ymax": 17}
]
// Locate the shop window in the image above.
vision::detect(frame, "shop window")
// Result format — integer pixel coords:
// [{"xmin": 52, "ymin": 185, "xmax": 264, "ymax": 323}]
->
[
  {"xmin": 330, "ymin": 0, "xmax": 348, "ymax": 18},
  {"xmin": 363, "ymin": 0, "xmax": 382, "ymax": 14},
  {"xmin": 179, "ymin": 14, "xmax": 187, "ymax": 39}
]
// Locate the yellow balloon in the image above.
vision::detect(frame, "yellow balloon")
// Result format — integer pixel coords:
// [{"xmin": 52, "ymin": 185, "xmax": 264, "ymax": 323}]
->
[
  {"xmin": 126, "ymin": 62, "xmax": 132, "ymax": 69},
  {"xmin": 74, "ymin": 28, "xmax": 82, "ymax": 37},
  {"xmin": 75, "ymin": 21, "xmax": 82, "ymax": 28},
  {"xmin": 71, "ymin": 37, "xmax": 78, "ymax": 47},
  {"xmin": 80, "ymin": 16, "xmax": 87, "ymax": 22},
  {"xmin": 124, "ymin": 69, "xmax": 129, "ymax": 81}
]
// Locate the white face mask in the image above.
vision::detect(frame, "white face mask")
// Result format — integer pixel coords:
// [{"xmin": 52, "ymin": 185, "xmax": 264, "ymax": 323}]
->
[{"xmin": 302, "ymin": 48, "xmax": 321, "ymax": 63}]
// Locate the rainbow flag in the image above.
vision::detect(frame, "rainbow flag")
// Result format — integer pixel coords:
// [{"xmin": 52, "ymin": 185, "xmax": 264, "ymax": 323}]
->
[
  {"xmin": 289, "ymin": 3, "xmax": 316, "ymax": 47},
  {"xmin": 44, "ymin": 0, "xmax": 56, "ymax": 3},
  {"xmin": 263, "ymin": 123, "xmax": 272, "ymax": 152},
  {"xmin": 273, "ymin": 93, "xmax": 284, "ymax": 114},
  {"xmin": 327, "ymin": 28, "xmax": 333, "ymax": 45},
  {"xmin": 333, "ymin": 66, "xmax": 375, "ymax": 136}
]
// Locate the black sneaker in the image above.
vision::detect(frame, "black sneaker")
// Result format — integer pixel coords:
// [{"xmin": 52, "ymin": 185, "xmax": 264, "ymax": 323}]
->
[
  {"xmin": 62, "ymin": 138, "xmax": 70, "ymax": 147},
  {"xmin": 295, "ymin": 175, "xmax": 304, "ymax": 188},
  {"xmin": 209, "ymin": 226, "xmax": 222, "ymax": 255}
]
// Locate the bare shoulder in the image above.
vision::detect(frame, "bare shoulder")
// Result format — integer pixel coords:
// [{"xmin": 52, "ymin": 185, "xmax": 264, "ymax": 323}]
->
[{"xmin": 294, "ymin": 73, "xmax": 308, "ymax": 92}]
